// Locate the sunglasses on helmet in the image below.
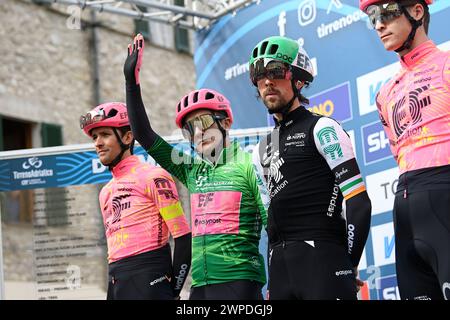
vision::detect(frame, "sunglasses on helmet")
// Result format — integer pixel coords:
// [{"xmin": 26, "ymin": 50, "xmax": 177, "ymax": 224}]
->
[
  {"xmin": 250, "ymin": 60, "xmax": 291, "ymax": 85},
  {"xmin": 182, "ymin": 113, "xmax": 226, "ymax": 138},
  {"xmin": 365, "ymin": 2, "xmax": 406, "ymax": 28},
  {"xmin": 79, "ymin": 109, "xmax": 107, "ymax": 129}
]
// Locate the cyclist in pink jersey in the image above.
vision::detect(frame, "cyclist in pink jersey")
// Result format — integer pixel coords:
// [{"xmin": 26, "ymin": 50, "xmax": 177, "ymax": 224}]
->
[
  {"xmin": 80, "ymin": 102, "xmax": 191, "ymax": 300},
  {"xmin": 360, "ymin": 0, "xmax": 450, "ymax": 300}
]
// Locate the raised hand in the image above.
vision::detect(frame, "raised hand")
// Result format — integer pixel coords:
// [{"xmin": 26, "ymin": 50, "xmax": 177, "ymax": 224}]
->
[{"xmin": 124, "ymin": 33, "xmax": 145, "ymax": 85}]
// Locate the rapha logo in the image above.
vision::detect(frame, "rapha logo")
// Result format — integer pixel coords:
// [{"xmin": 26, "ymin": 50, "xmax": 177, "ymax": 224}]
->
[
  {"xmin": 335, "ymin": 168, "xmax": 348, "ymax": 180},
  {"xmin": 22, "ymin": 157, "xmax": 43, "ymax": 169}
]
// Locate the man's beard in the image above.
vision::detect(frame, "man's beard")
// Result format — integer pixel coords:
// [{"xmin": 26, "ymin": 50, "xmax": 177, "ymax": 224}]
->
[{"xmin": 263, "ymin": 94, "xmax": 291, "ymax": 114}]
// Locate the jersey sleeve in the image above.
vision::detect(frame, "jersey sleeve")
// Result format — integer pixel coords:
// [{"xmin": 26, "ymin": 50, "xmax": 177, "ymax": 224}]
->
[
  {"xmin": 147, "ymin": 136, "xmax": 192, "ymax": 186},
  {"xmin": 313, "ymin": 117, "xmax": 366, "ymax": 200},
  {"xmin": 148, "ymin": 169, "xmax": 191, "ymax": 239}
]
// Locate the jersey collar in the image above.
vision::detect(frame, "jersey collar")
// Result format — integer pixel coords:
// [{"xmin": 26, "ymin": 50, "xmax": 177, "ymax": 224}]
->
[
  {"xmin": 274, "ymin": 104, "xmax": 309, "ymax": 128},
  {"xmin": 202, "ymin": 140, "xmax": 240, "ymax": 168},
  {"xmin": 400, "ymin": 40, "xmax": 436, "ymax": 69},
  {"xmin": 111, "ymin": 155, "xmax": 140, "ymax": 179}
]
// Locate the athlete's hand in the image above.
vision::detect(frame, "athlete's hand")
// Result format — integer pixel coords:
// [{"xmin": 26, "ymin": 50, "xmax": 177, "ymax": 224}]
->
[
  {"xmin": 124, "ymin": 33, "xmax": 145, "ymax": 85},
  {"xmin": 354, "ymin": 268, "xmax": 364, "ymax": 293}
]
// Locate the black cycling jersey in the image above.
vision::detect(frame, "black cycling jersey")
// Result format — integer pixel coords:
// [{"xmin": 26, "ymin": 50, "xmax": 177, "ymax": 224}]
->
[{"xmin": 253, "ymin": 106, "xmax": 371, "ymax": 266}]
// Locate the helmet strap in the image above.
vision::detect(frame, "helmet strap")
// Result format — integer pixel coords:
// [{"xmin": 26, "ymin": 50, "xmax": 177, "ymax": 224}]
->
[
  {"xmin": 106, "ymin": 128, "xmax": 131, "ymax": 170},
  {"xmin": 395, "ymin": 5, "xmax": 422, "ymax": 53}
]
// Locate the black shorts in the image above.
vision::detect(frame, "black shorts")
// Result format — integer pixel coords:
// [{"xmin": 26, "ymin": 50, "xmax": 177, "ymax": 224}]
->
[
  {"xmin": 393, "ymin": 165, "xmax": 450, "ymax": 300},
  {"xmin": 189, "ymin": 280, "xmax": 264, "ymax": 300},
  {"xmin": 107, "ymin": 244, "xmax": 175, "ymax": 300},
  {"xmin": 268, "ymin": 240, "xmax": 357, "ymax": 300}
]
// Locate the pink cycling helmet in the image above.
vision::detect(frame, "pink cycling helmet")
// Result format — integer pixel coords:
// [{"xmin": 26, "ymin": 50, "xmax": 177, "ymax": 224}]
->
[
  {"xmin": 359, "ymin": 0, "xmax": 433, "ymax": 11},
  {"xmin": 175, "ymin": 89, "xmax": 233, "ymax": 129},
  {"xmin": 80, "ymin": 102, "xmax": 129, "ymax": 137}
]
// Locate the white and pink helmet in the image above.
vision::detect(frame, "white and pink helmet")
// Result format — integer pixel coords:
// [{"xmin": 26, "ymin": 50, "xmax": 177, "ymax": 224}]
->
[
  {"xmin": 80, "ymin": 102, "xmax": 129, "ymax": 137},
  {"xmin": 359, "ymin": 0, "xmax": 433, "ymax": 11}
]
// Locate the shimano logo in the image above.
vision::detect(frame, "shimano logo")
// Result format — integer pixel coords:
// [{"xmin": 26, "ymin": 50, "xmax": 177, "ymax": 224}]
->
[{"xmin": 335, "ymin": 269, "xmax": 353, "ymax": 276}]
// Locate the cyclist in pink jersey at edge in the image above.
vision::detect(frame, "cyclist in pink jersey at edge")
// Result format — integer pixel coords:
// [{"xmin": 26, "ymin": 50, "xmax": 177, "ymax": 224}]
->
[
  {"xmin": 80, "ymin": 102, "xmax": 191, "ymax": 300},
  {"xmin": 360, "ymin": 0, "xmax": 450, "ymax": 300}
]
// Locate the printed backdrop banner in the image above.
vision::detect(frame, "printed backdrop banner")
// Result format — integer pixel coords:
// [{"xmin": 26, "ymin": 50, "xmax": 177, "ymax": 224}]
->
[{"xmin": 193, "ymin": 0, "xmax": 450, "ymax": 300}]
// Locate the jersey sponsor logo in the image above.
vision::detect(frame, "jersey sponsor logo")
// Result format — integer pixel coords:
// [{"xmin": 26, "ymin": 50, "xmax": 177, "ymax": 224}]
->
[
  {"xmin": 327, "ymin": 183, "xmax": 340, "ymax": 217},
  {"xmin": 267, "ymin": 150, "xmax": 289, "ymax": 198},
  {"xmin": 308, "ymin": 82, "xmax": 353, "ymax": 123},
  {"xmin": 286, "ymin": 132, "xmax": 306, "ymax": 147},
  {"xmin": 286, "ymin": 132, "xmax": 306, "ymax": 141},
  {"xmin": 174, "ymin": 264, "xmax": 189, "ymax": 291},
  {"xmin": 335, "ymin": 269, "xmax": 353, "ymax": 277},
  {"xmin": 117, "ymin": 187, "xmax": 132, "ymax": 192},
  {"xmin": 413, "ymin": 76, "xmax": 432, "ymax": 84},
  {"xmin": 194, "ymin": 218, "xmax": 222, "ymax": 226},
  {"xmin": 158, "ymin": 189, "xmax": 177, "ymax": 200},
  {"xmin": 347, "ymin": 224, "xmax": 355, "ymax": 255},
  {"xmin": 197, "ymin": 192, "xmax": 215, "ymax": 208},
  {"xmin": 392, "ymin": 85, "xmax": 431, "ymax": 138},
  {"xmin": 149, "ymin": 275, "xmax": 169, "ymax": 286},
  {"xmin": 361, "ymin": 121, "xmax": 392, "ymax": 165},
  {"xmin": 195, "ymin": 175, "xmax": 208, "ymax": 187},
  {"xmin": 111, "ymin": 194, "xmax": 131, "ymax": 224},
  {"xmin": 154, "ymin": 177, "xmax": 171, "ymax": 189},
  {"xmin": 269, "ymin": 151, "xmax": 285, "ymax": 184},
  {"xmin": 335, "ymin": 167, "xmax": 348, "ymax": 181},
  {"xmin": 191, "ymin": 191, "xmax": 240, "ymax": 236},
  {"xmin": 317, "ymin": 126, "xmax": 343, "ymax": 160}
]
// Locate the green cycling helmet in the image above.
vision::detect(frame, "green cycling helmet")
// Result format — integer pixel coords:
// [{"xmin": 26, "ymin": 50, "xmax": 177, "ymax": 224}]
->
[{"xmin": 249, "ymin": 36, "xmax": 314, "ymax": 85}]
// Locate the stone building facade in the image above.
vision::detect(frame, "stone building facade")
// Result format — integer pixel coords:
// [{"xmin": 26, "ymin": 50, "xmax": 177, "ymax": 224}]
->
[{"xmin": 0, "ymin": 0, "xmax": 196, "ymax": 300}]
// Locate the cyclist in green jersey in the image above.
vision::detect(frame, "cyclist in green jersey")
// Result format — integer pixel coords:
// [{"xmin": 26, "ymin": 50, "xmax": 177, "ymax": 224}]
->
[{"xmin": 123, "ymin": 34, "xmax": 268, "ymax": 300}]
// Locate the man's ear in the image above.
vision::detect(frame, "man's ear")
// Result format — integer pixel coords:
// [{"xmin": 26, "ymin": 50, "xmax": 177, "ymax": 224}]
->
[
  {"xmin": 408, "ymin": 3, "xmax": 425, "ymax": 20},
  {"xmin": 220, "ymin": 118, "xmax": 232, "ymax": 130},
  {"xmin": 122, "ymin": 130, "xmax": 134, "ymax": 144},
  {"xmin": 295, "ymin": 80, "xmax": 305, "ymax": 90}
]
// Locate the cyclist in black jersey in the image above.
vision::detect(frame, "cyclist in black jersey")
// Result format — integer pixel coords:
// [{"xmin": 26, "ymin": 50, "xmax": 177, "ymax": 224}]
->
[{"xmin": 249, "ymin": 36, "xmax": 372, "ymax": 300}]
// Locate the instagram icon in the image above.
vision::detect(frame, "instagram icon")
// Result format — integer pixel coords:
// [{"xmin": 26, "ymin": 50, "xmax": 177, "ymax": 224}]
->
[{"xmin": 298, "ymin": 0, "xmax": 317, "ymax": 27}]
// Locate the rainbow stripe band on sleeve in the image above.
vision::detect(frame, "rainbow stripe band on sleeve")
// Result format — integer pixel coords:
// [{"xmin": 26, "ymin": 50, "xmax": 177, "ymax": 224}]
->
[{"xmin": 340, "ymin": 174, "xmax": 366, "ymax": 200}]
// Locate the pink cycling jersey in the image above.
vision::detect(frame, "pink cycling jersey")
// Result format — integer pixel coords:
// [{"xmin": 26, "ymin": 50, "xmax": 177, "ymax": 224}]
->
[
  {"xmin": 376, "ymin": 41, "xmax": 450, "ymax": 174},
  {"xmin": 99, "ymin": 155, "xmax": 190, "ymax": 263}
]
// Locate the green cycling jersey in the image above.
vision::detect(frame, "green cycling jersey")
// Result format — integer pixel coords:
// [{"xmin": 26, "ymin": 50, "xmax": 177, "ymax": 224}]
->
[{"xmin": 147, "ymin": 136, "xmax": 268, "ymax": 287}]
